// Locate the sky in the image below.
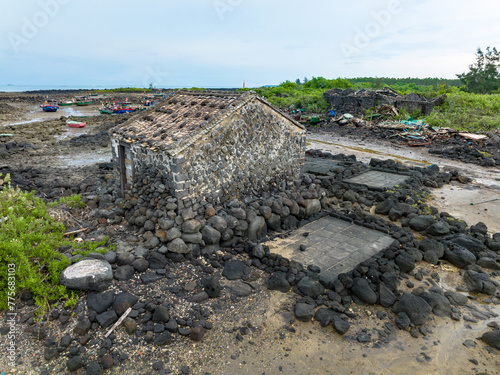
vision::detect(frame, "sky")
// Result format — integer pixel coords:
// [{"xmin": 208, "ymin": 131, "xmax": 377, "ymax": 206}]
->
[{"xmin": 1, "ymin": 0, "xmax": 500, "ymax": 88}]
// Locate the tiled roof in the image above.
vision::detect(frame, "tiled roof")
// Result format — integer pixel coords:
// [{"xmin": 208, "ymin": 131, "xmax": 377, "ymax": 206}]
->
[{"xmin": 111, "ymin": 90, "xmax": 304, "ymax": 155}]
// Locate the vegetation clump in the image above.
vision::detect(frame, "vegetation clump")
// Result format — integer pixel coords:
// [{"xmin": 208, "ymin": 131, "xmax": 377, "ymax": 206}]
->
[
  {"xmin": 457, "ymin": 47, "xmax": 500, "ymax": 94},
  {"xmin": 425, "ymin": 91, "xmax": 500, "ymax": 132},
  {"xmin": 0, "ymin": 174, "xmax": 111, "ymax": 315}
]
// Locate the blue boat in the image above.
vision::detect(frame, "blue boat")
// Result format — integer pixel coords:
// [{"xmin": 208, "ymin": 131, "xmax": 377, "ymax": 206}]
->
[
  {"xmin": 41, "ymin": 100, "xmax": 59, "ymax": 112},
  {"xmin": 112, "ymin": 100, "xmax": 134, "ymax": 114}
]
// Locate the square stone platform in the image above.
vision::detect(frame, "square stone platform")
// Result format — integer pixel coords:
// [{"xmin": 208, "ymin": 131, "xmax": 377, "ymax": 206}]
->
[
  {"xmin": 265, "ymin": 217, "xmax": 394, "ymax": 280},
  {"xmin": 343, "ymin": 170, "xmax": 410, "ymax": 190}
]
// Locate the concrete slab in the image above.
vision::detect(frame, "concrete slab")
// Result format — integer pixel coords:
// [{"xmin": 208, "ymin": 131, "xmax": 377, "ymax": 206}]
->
[
  {"xmin": 343, "ymin": 170, "xmax": 410, "ymax": 190},
  {"xmin": 265, "ymin": 216, "xmax": 394, "ymax": 280}
]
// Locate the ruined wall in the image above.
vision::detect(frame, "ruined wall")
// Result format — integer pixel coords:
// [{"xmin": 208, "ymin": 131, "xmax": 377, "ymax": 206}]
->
[
  {"xmin": 170, "ymin": 98, "xmax": 306, "ymax": 209},
  {"xmin": 110, "ymin": 138, "xmax": 175, "ymax": 193},
  {"xmin": 323, "ymin": 88, "xmax": 445, "ymax": 116}
]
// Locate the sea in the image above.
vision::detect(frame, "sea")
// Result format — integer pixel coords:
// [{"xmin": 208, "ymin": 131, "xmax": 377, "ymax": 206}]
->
[
  {"xmin": 0, "ymin": 84, "xmax": 154, "ymax": 92},
  {"xmin": 0, "ymin": 84, "xmax": 238, "ymax": 92}
]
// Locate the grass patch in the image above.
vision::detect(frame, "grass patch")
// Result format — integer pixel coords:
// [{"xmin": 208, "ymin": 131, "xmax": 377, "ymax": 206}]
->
[
  {"xmin": 0, "ymin": 174, "xmax": 113, "ymax": 316},
  {"xmin": 424, "ymin": 92, "xmax": 500, "ymax": 132}
]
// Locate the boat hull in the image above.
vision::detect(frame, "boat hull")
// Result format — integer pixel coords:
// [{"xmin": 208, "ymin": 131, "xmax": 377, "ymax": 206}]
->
[
  {"xmin": 41, "ymin": 106, "xmax": 58, "ymax": 112},
  {"xmin": 112, "ymin": 109, "xmax": 134, "ymax": 114},
  {"xmin": 67, "ymin": 121, "xmax": 86, "ymax": 128}
]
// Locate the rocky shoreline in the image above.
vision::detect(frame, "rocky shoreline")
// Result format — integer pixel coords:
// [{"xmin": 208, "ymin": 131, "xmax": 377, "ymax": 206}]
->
[{"xmin": 0, "ymin": 96, "xmax": 499, "ymax": 374}]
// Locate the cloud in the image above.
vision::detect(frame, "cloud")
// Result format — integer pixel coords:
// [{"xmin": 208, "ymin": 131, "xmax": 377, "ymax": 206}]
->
[{"xmin": 1, "ymin": 0, "xmax": 500, "ymax": 86}]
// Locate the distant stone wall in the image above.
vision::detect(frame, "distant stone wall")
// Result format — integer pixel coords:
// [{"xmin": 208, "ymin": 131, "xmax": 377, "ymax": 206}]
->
[
  {"xmin": 171, "ymin": 98, "xmax": 305, "ymax": 209},
  {"xmin": 323, "ymin": 88, "xmax": 445, "ymax": 116}
]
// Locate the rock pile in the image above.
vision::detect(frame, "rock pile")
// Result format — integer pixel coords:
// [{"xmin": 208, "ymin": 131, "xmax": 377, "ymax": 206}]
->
[
  {"xmin": 82, "ymin": 150, "xmax": 499, "ymax": 329},
  {"xmin": 323, "ymin": 87, "xmax": 445, "ymax": 116},
  {"xmin": 6, "ymin": 148, "xmax": 500, "ymax": 373}
]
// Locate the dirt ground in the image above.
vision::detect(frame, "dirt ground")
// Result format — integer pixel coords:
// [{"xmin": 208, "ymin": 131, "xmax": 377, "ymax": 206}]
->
[{"xmin": 0, "ymin": 96, "xmax": 499, "ymax": 375}]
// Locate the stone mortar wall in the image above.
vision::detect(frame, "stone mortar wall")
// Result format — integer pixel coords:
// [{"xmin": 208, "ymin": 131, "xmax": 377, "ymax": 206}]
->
[{"xmin": 111, "ymin": 138, "xmax": 175, "ymax": 192}]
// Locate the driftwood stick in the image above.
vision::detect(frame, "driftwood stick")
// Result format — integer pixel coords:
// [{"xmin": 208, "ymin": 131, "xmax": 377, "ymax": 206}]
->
[
  {"xmin": 63, "ymin": 228, "xmax": 88, "ymax": 236},
  {"xmin": 104, "ymin": 307, "xmax": 132, "ymax": 338}
]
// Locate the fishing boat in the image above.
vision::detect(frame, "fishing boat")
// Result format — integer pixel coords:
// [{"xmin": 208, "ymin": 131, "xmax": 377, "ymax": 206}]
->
[
  {"xmin": 74, "ymin": 96, "xmax": 92, "ymax": 106},
  {"xmin": 40, "ymin": 100, "xmax": 59, "ymax": 112},
  {"xmin": 153, "ymin": 90, "xmax": 164, "ymax": 99},
  {"xmin": 100, "ymin": 107, "xmax": 113, "ymax": 114},
  {"xmin": 57, "ymin": 99, "xmax": 73, "ymax": 106},
  {"xmin": 112, "ymin": 99, "xmax": 134, "ymax": 114},
  {"xmin": 142, "ymin": 93, "xmax": 155, "ymax": 106},
  {"xmin": 67, "ymin": 120, "xmax": 86, "ymax": 128}
]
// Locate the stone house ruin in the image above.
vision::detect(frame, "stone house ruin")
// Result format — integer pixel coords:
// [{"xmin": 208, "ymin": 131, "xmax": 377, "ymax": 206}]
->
[
  {"xmin": 109, "ymin": 90, "xmax": 306, "ymax": 211},
  {"xmin": 323, "ymin": 87, "xmax": 446, "ymax": 116}
]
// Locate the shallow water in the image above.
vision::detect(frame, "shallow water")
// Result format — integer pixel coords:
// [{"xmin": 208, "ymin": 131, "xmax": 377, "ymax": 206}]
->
[
  {"xmin": 2, "ymin": 103, "xmax": 100, "ymax": 126},
  {"xmin": 54, "ymin": 126, "xmax": 90, "ymax": 140},
  {"xmin": 56, "ymin": 151, "xmax": 110, "ymax": 167}
]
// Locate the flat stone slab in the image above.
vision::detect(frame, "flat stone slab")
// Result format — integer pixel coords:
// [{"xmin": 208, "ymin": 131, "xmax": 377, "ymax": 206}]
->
[
  {"xmin": 303, "ymin": 158, "xmax": 342, "ymax": 175},
  {"xmin": 343, "ymin": 170, "xmax": 410, "ymax": 190},
  {"xmin": 265, "ymin": 217, "xmax": 394, "ymax": 280}
]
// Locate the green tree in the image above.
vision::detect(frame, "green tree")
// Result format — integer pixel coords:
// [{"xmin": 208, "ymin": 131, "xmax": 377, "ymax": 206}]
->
[
  {"xmin": 295, "ymin": 78, "xmax": 301, "ymax": 85},
  {"xmin": 457, "ymin": 47, "xmax": 500, "ymax": 93},
  {"xmin": 373, "ymin": 77, "xmax": 383, "ymax": 89}
]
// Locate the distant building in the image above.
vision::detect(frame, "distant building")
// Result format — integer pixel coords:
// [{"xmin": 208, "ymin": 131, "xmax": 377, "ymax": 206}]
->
[{"xmin": 109, "ymin": 90, "xmax": 306, "ymax": 210}]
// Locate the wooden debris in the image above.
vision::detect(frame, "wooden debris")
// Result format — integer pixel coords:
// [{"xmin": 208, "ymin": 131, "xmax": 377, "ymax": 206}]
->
[
  {"xmin": 105, "ymin": 307, "xmax": 132, "ymax": 338},
  {"xmin": 63, "ymin": 228, "xmax": 88, "ymax": 236}
]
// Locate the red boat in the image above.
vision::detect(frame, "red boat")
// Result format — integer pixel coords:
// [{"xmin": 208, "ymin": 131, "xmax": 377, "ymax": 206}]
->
[{"xmin": 67, "ymin": 120, "xmax": 86, "ymax": 128}]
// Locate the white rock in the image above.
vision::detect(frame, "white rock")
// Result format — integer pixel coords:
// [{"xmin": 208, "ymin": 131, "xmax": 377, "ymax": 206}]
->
[{"xmin": 60, "ymin": 259, "xmax": 113, "ymax": 291}]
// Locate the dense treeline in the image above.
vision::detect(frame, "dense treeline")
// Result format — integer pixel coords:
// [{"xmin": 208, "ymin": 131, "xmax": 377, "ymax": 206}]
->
[{"xmin": 348, "ymin": 77, "xmax": 461, "ymax": 88}]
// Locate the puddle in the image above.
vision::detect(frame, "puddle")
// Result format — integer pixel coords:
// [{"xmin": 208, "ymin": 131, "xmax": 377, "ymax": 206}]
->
[
  {"xmin": 2, "ymin": 118, "xmax": 43, "ymax": 126},
  {"xmin": 308, "ymin": 137, "xmax": 433, "ymax": 166},
  {"xmin": 2, "ymin": 104, "xmax": 99, "ymax": 127},
  {"xmin": 436, "ymin": 263, "xmax": 500, "ymax": 330},
  {"xmin": 430, "ymin": 184, "xmax": 500, "ymax": 233},
  {"xmin": 55, "ymin": 126, "xmax": 90, "ymax": 140},
  {"xmin": 56, "ymin": 153, "xmax": 110, "ymax": 167}
]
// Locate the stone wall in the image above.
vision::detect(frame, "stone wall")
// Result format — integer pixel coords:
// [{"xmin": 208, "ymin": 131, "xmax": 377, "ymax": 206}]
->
[
  {"xmin": 323, "ymin": 88, "xmax": 445, "ymax": 116},
  {"xmin": 111, "ymin": 139, "xmax": 175, "ymax": 192}
]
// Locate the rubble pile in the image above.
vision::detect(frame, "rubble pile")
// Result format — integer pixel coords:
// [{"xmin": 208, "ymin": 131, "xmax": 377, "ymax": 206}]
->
[{"xmin": 323, "ymin": 87, "xmax": 446, "ymax": 116}]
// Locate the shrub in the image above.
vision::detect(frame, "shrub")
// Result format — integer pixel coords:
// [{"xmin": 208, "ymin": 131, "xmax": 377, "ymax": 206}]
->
[
  {"xmin": 0, "ymin": 174, "xmax": 112, "ymax": 316},
  {"xmin": 425, "ymin": 92, "xmax": 500, "ymax": 131}
]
